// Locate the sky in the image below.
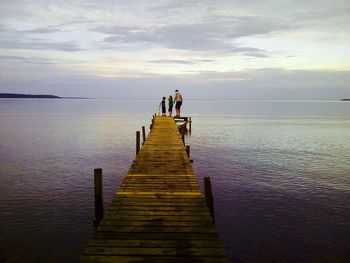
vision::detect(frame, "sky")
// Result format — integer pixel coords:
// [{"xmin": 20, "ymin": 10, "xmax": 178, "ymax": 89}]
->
[{"xmin": 0, "ymin": 0, "xmax": 349, "ymax": 99}]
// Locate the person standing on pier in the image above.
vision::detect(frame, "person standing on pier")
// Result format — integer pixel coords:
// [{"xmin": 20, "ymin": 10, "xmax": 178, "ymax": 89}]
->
[
  {"xmin": 159, "ymin": 97, "xmax": 166, "ymax": 116},
  {"xmin": 174, "ymin": 89, "xmax": 183, "ymax": 117},
  {"xmin": 168, "ymin": 95, "xmax": 174, "ymax": 117}
]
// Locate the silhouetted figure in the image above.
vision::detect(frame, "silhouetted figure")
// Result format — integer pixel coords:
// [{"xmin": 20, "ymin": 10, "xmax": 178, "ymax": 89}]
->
[
  {"xmin": 159, "ymin": 97, "xmax": 166, "ymax": 116},
  {"xmin": 168, "ymin": 95, "xmax": 174, "ymax": 117},
  {"xmin": 174, "ymin": 89, "xmax": 183, "ymax": 117}
]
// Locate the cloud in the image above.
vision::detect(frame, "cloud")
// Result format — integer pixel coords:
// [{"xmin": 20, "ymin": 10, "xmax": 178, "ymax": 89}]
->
[
  {"xmin": 148, "ymin": 60, "xmax": 196, "ymax": 65},
  {"xmin": 97, "ymin": 16, "xmax": 281, "ymax": 56},
  {"xmin": 193, "ymin": 68, "xmax": 350, "ymax": 88},
  {"xmin": 24, "ymin": 27, "xmax": 61, "ymax": 34},
  {"xmin": 287, "ymin": 3, "xmax": 350, "ymax": 21},
  {"xmin": 0, "ymin": 22, "xmax": 83, "ymax": 51},
  {"xmin": 0, "ymin": 39, "xmax": 82, "ymax": 51},
  {"xmin": 0, "ymin": 55, "xmax": 53, "ymax": 65},
  {"xmin": 243, "ymin": 52, "xmax": 268, "ymax": 58},
  {"xmin": 147, "ymin": 59, "xmax": 217, "ymax": 65},
  {"xmin": 54, "ymin": 19, "xmax": 99, "ymax": 28}
]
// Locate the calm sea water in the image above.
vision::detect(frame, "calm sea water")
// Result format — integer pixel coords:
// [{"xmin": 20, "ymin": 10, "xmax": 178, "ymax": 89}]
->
[{"xmin": 0, "ymin": 99, "xmax": 349, "ymax": 262}]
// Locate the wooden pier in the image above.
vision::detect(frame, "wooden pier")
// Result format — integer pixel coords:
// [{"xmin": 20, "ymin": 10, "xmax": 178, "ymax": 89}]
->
[{"xmin": 81, "ymin": 116, "xmax": 227, "ymax": 262}]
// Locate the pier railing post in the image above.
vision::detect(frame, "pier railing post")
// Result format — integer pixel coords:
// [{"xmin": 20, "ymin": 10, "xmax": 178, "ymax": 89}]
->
[
  {"xmin": 204, "ymin": 176, "xmax": 215, "ymax": 223},
  {"xmin": 181, "ymin": 125, "xmax": 185, "ymax": 144},
  {"xmin": 136, "ymin": 131, "xmax": 140, "ymax": 155},
  {"xmin": 185, "ymin": 145, "xmax": 190, "ymax": 158},
  {"xmin": 142, "ymin": 126, "xmax": 146, "ymax": 144},
  {"xmin": 151, "ymin": 116, "xmax": 155, "ymax": 129},
  {"xmin": 93, "ymin": 168, "xmax": 104, "ymax": 228},
  {"xmin": 189, "ymin": 117, "xmax": 192, "ymax": 133}
]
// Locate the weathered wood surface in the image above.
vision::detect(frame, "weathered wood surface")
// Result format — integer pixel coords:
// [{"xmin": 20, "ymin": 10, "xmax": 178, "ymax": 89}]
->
[{"xmin": 81, "ymin": 116, "xmax": 227, "ymax": 262}]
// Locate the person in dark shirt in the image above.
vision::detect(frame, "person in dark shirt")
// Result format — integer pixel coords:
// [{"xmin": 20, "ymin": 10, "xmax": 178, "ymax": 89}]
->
[{"xmin": 159, "ymin": 97, "xmax": 166, "ymax": 116}]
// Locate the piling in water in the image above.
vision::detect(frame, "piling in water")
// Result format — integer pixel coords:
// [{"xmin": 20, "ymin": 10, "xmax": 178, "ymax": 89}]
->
[
  {"xmin": 93, "ymin": 168, "xmax": 104, "ymax": 227},
  {"xmin": 204, "ymin": 176, "xmax": 215, "ymax": 223},
  {"xmin": 181, "ymin": 125, "xmax": 185, "ymax": 144},
  {"xmin": 142, "ymin": 126, "xmax": 146, "ymax": 144},
  {"xmin": 136, "ymin": 131, "xmax": 140, "ymax": 155},
  {"xmin": 186, "ymin": 145, "xmax": 190, "ymax": 157}
]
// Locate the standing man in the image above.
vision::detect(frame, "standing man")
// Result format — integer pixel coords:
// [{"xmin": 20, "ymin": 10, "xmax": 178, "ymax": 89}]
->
[{"xmin": 174, "ymin": 89, "xmax": 183, "ymax": 117}]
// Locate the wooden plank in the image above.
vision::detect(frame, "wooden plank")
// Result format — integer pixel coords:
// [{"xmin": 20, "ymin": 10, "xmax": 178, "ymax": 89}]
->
[
  {"xmin": 112, "ymin": 197, "xmax": 206, "ymax": 202},
  {"xmin": 119, "ymin": 183, "xmax": 200, "ymax": 188},
  {"xmin": 123, "ymin": 176, "xmax": 197, "ymax": 181},
  {"xmin": 102, "ymin": 215, "xmax": 214, "ymax": 222},
  {"xmin": 115, "ymin": 191, "xmax": 203, "ymax": 196},
  {"xmin": 84, "ymin": 247, "xmax": 226, "ymax": 256},
  {"xmin": 106, "ymin": 206, "xmax": 210, "ymax": 212},
  {"xmin": 126, "ymin": 175, "xmax": 196, "ymax": 178},
  {"xmin": 114, "ymin": 195, "xmax": 203, "ymax": 199},
  {"xmin": 92, "ymin": 232, "xmax": 221, "ymax": 240},
  {"xmin": 96, "ymin": 226, "xmax": 218, "ymax": 234},
  {"xmin": 99, "ymin": 220, "xmax": 215, "ymax": 227},
  {"xmin": 103, "ymin": 210, "xmax": 212, "ymax": 217},
  {"xmin": 88, "ymin": 239, "xmax": 224, "ymax": 248},
  {"xmin": 81, "ymin": 255, "xmax": 228, "ymax": 263},
  {"xmin": 111, "ymin": 201, "xmax": 207, "ymax": 207}
]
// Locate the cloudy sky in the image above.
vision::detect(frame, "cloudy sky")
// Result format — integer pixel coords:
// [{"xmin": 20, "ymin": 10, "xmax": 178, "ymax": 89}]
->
[{"xmin": 0, "ymin": 0, "xmax": 349, "ymax": 99}]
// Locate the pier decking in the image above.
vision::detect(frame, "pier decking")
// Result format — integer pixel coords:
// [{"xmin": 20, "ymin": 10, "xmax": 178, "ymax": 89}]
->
[{"xmin": 81, "ymin": 116, "xmax": 227, "ymax": 262}]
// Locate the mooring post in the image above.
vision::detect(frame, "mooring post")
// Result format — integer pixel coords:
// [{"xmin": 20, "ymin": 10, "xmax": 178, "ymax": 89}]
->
[
  {"xmin": 189, "ymin": 117, "xmax": 192, "ymax": 133},
  {"xmin": 93, "ymin": 168, "xmax": 104, "ymax": 228},
  {"xmin": 204, "ymin": 176, "xmax": 215, "ymax": 223},
  {"xmin": 136, "ymin": 131, "xmax": 140, "ymax": 155},
  {"xmin": 185, "ymin": 145, "xmax": 190, "ymax": 158},
  {"xmin": 142, "ymin": 126, "xmax": 146, "ymax": 144},
  {"xmin": 181, "ymin": 125, "xmax": 185, "ymax": 144}
]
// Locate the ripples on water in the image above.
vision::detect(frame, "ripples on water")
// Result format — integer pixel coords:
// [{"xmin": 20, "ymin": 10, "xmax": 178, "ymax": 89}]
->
[{"xmin": 0, "ymin": 99, "xmax": 349, "ymax": 262}]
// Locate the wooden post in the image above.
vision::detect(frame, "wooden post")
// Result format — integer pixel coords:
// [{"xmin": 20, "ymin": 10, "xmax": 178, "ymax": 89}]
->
[
  {"xmin": 204, "ymin": 176, "xmax": 215, "ymax": 223},
  {"xmin": 181, "ymin": 125, "xmax": 185, "ymax": 144},
  {"xmin": 189, "ymin": 117, "xmax": 192, "ymax": 133},
  {"xmin": 136, "ymin": 131, "xmax": 140, "ymax": 155},
  {"xmin": 93, "ymin": 168, "xmax": 104, "ymax": 228},
  {"xmin": 185, "ymin": 145, "xmax": 190, "ymax": 158},
  {"xmin": 142, "ymin": 126, "xmax": 146, "ymax": 144}
]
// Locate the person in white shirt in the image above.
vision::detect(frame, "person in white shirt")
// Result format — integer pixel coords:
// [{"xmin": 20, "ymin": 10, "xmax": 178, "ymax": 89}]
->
[{"xmin": 174, "ymin": 89, "xmax": 183, "ymax": 117}]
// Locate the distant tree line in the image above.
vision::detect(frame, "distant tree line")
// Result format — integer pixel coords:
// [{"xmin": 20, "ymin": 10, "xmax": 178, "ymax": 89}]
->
[{"xmin": 0, "ymin": 93, "xmax": 61, "ymax": 99}]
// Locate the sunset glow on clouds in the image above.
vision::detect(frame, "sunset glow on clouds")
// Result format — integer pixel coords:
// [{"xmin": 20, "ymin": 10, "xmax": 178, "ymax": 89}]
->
[{"xmin": 0, "ymin": 0, "xmax": 349, "ymax": 99}]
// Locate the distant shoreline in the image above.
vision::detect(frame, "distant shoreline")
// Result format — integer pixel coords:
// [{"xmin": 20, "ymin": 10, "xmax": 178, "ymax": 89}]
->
[
  {"xmin": 341, "ymin": 99, "xmax": 350, "ymax": 101},
  {"xmin": 0, "ymin": 93, "xmax": 91, "ymax": 99},
  {"xmin": 0, "ymin": 93, "xmax": 61, "ymax": 99}
]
